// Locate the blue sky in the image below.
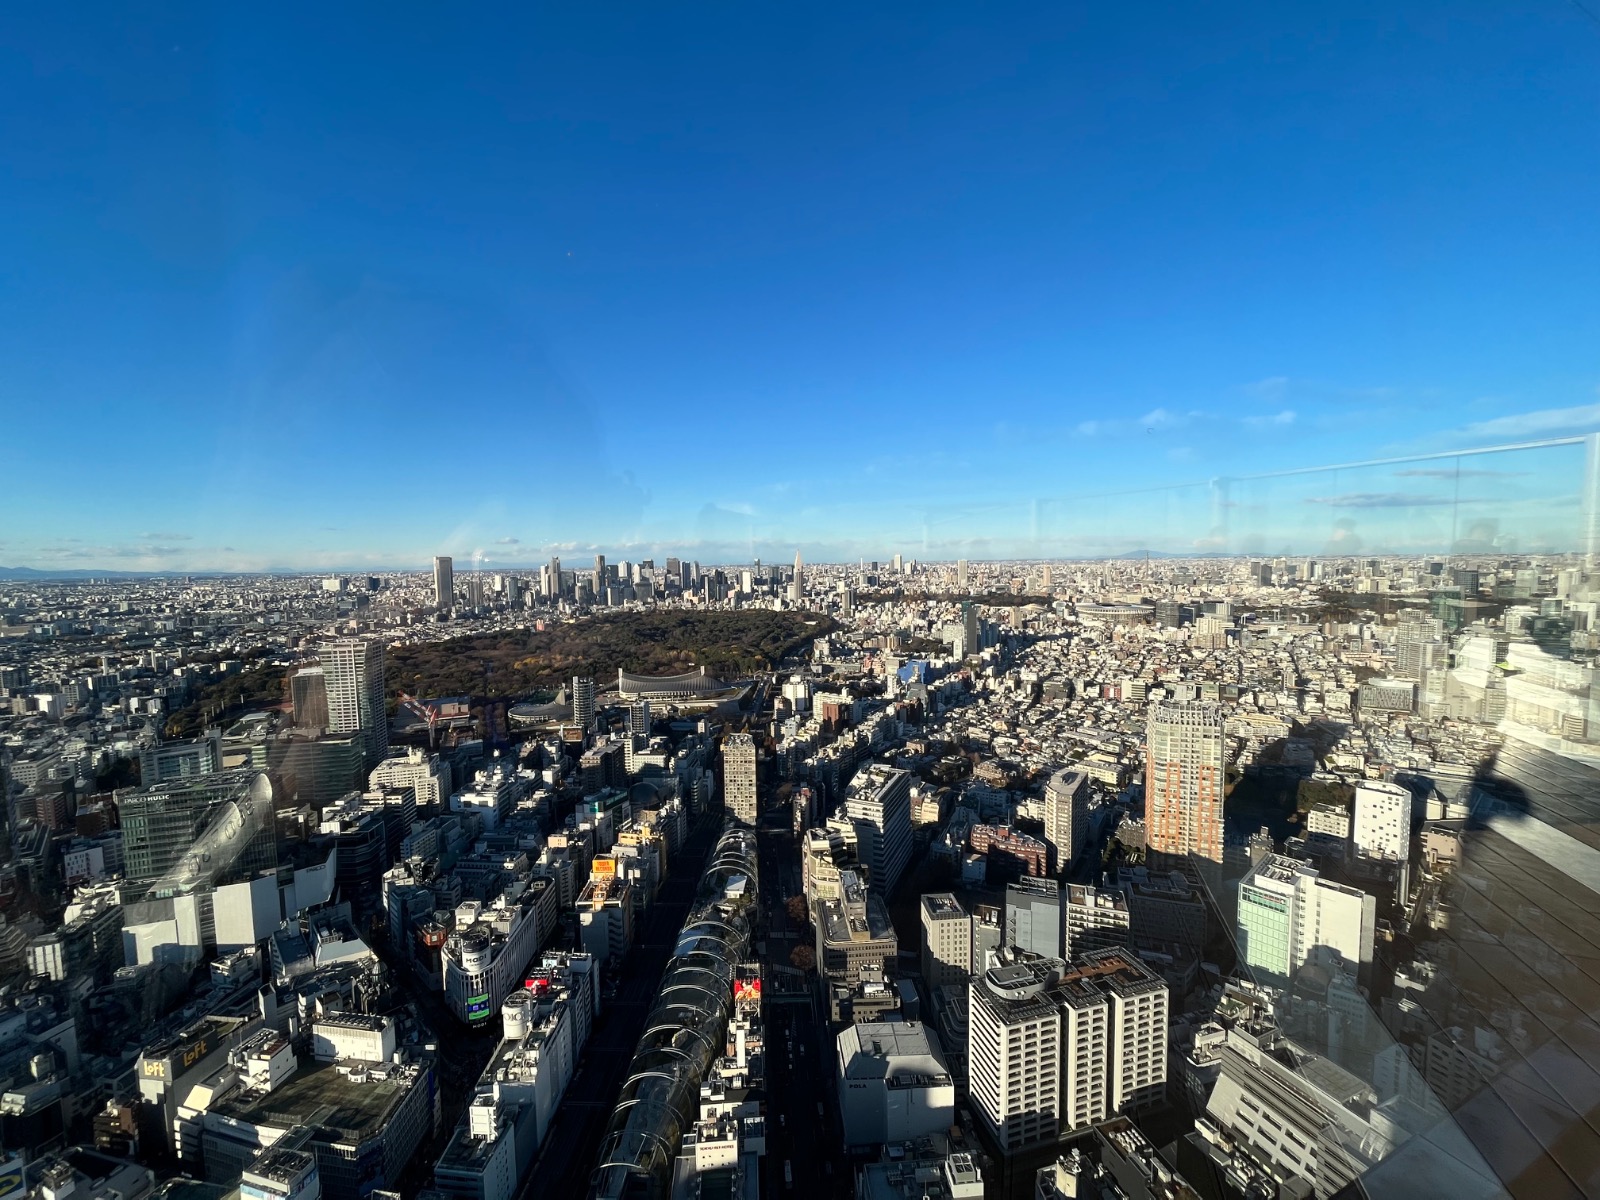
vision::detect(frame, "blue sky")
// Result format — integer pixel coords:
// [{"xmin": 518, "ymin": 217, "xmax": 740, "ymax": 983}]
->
[{"xmin": 3, "ymin": 3, "xmax": 1599, "ymax": 569}]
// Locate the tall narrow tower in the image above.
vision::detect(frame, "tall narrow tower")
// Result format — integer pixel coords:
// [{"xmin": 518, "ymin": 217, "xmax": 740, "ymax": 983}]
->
[
  {"xmin": 572, "ymin": 676, "xmax": 597, "ymax": 731},
  {"xmin": 433, "ymin": 556, "xmax": 454, "ymax": 610},
  {"xmin": 723, "ymin": 732, "xmax": 758, "ymax": 824},
  {"xmin": 1144, "ymin": 702, "xmax": 1225, "ymax": 870},
  {"xmin": 789, "ymin": 550, "xmax": 804, "ymax": 603},
  {"xmin": 320, "ymin": 637, "xmax": 389, "ymax": 767}
]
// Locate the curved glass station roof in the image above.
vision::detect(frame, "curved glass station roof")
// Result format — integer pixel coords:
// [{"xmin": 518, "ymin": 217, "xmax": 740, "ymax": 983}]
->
[{"xmin": 591, "ymin": 823, "xmax": 760, "ymax": 1200}]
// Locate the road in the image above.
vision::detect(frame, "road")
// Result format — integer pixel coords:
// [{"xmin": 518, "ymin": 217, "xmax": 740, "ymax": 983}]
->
[
  {"xmin": 514, "ymin": 810, "xmax": 725, "ymax": 1200},
  {"xmin": 756, "ymin": 817, "xmax": 851, "ymax": 1197},
  {"xmin": 379, "ymin": 935, "xmax": 503, "ymax": 1196}
]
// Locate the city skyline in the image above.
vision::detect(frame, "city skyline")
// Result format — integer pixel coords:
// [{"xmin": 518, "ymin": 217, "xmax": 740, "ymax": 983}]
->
[
  {"xmin": 9, "ymin": 5, "xmax": 1600, "ymax": 1195},
  {"xmin": 5, "ymin": 6, "xmax": 1600, "ymax": 570}
]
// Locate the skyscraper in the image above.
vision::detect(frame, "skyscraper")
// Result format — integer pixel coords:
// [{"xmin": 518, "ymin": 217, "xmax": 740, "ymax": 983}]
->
[
  {"xmin": 572, "ymin": 676, "xmax": 596, "ymax": 730},
  {"xmin": 593, "ymin": 554, "xmax": 607, "ymax": 597},
  {"xmin": 1044, "ymin": 767, "xmax": 1090, "ymax": 875},
  {"xmin": 433, "ymin": 556, "xmax": 454, "ymax": 610},
  {"xmin": 628, "ymin": 700, "xmax": 651, "ymax": 739},
  {"xmin": 789, "ymin": 550, "xmax": 803, "ymax": 604},
  {"xmin": 844, "ymin": 763, "xmax": 913, "ymax": 897},
  {"xmin": 722, "ymin": 732, "xmax": 757, "ymax": 824},
  {"xmin": 290, "ymin": 666, "xmax": 329, "ymax": 729},
  {"xmin": 1144, "ymin": 701, "xmax": 1225, "ymax": 870},
  {"xmin": 547, "ymin": 555, "xmax": 562, "ymax": 599},
  {"xmin": 321, "ymin": 637, "xmax": 389, "ymax": 768},
  {"xmin": 957, "ymin": 559, "xmax": 969, "ymax": 587}
]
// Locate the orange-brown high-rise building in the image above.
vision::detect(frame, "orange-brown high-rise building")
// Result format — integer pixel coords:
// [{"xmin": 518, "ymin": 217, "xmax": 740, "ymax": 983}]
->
[{"xmin": 1144, "ymin": 702, "xmax": 1225, "ymax": 868}]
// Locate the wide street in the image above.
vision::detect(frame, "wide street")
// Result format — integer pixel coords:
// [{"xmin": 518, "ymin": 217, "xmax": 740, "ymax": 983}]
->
[
  {"xmin": 756, "ymin": 817, "xmax": 851, "ymax": 1197},
  {"xmin": 513, "ymin": 810, "xmax": 724, "ymax": 1200}
]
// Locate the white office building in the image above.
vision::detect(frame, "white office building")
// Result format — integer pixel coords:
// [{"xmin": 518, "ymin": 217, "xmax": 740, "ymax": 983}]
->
[
  {"xmin": 1064, "ymin": 884, "xmax": 1132, "ymax": 957},
  {"xmin": 844, "ymin": 764, "xmax": 913, "ymax": 897},
  {"xmin": 442, "ymin": 876, "xmax": 560, "ymax": 1025},
  {"xmin": 1005, "ymin": 877, "xmax": 1063, "ymax": 960},
  {"xmin": 370, "ymin": 746, "xmax": 452, "ymax": 812},
  {"xmin": 1352, "ymin": 781, "xmax": 1413, "ymax": 862},
  {"xmin": 1236, "ymin": 854, "xmax": 1375, "ymax": 988},
  {"xmin": 836, "ymin": 1021, "xmax": 955, "ymax": 1151}
]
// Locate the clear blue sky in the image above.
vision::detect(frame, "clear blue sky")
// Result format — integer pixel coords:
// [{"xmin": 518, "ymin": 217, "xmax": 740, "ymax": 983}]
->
[{"xmin": 4, "ymin": 3, "xmax": 1599, "ymax": 570}]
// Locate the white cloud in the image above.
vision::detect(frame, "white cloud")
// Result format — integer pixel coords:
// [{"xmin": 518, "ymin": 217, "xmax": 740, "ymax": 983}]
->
[
  {"xmin": 1395, "ymin": 467, "xmax": 1525, "ymax": 479},
  {"xmin": 1243, "ymin": 409, "xmax": 1296, "ymax": 429},
  {"xmin": 1306, "ymin": 492, "xmax": 1458, "ymax": 509},
  {"xmin": 1457, "ymin": 402, "xmax": 1600, "ymax": 441},
  {"xmin": 1244, "ymin": 376, "xmax": 1290, "ymax": 402}
]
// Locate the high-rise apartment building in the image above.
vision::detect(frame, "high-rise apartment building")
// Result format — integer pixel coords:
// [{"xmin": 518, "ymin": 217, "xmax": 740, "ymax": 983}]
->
[
  {"xmin": 1352, "ymin": 781, "xmax": 1413, "ymax": 862},
  {"xmin": 967, "ymin": 949, "xmax": 1167, "ymax": 1154},
  {"xmin": 1044, "ymin": 767, "xmax": 1090, "ymax": 875},
  {"xmin": 968, "ymin": 959, "xmax": 1061, "ymax": 1154},
  {"xmin": 1236, "ymin": 854, "xmax": 1375, "ymax": 987},
  {"xmin": 368, "ymin": 746, "xmax": 452, "ymax": 812},
  {"xmin": 844, "ymin": 763, "xmax": 913, "ymax": 897},
  {"xmin": 433, "ymin": 556, "xmax": 454, "ymax": 610},
  {"xmin": 920, "ymin": 893, "xmax": 973, "ymax": 988},
  {"xmin": 1193, "ymin": 614, "xmax": 1230, "ymax": 650},
  {"xmin": 1145, "ymin": 702, "xmax": 1225, "ymax": 869},
  {"xmin": 722, "ymin": 732, "xmax": 757, "ymax": 824},
  {"xmin": 1064, "ymin": 884, "xmax": 1132, "ymax": 956},
  {"xmin": 571, "ymin": 677, "xmax": 596, "ymax": 730},
  {"xmin": 628, "ymin": 701, "xmax": 651, "ymax": 739},
  {"xmin": 593, "ymin": 554, "xmax": 607, "ymax": 597},
  {"xmin": 321, "ymin": 638, "xmax": 389, "ymax": 768}
]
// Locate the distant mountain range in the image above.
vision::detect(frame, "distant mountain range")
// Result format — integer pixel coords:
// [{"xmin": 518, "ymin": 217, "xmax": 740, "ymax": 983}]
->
[{"xmin": 0, "ymin": 565, "xmax": 257, "ymax": 580}]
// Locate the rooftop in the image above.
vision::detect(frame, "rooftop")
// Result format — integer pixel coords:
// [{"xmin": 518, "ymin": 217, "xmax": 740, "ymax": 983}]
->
[{"xmin": 213, "ymin": 1056, "xmax": 426, "ymax": 1140}]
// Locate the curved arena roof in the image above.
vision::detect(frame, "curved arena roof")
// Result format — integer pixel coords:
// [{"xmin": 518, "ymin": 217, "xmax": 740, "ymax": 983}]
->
[{"xmin": 615, "ymin": 667, "xmax": 737, "ymax": 700}]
